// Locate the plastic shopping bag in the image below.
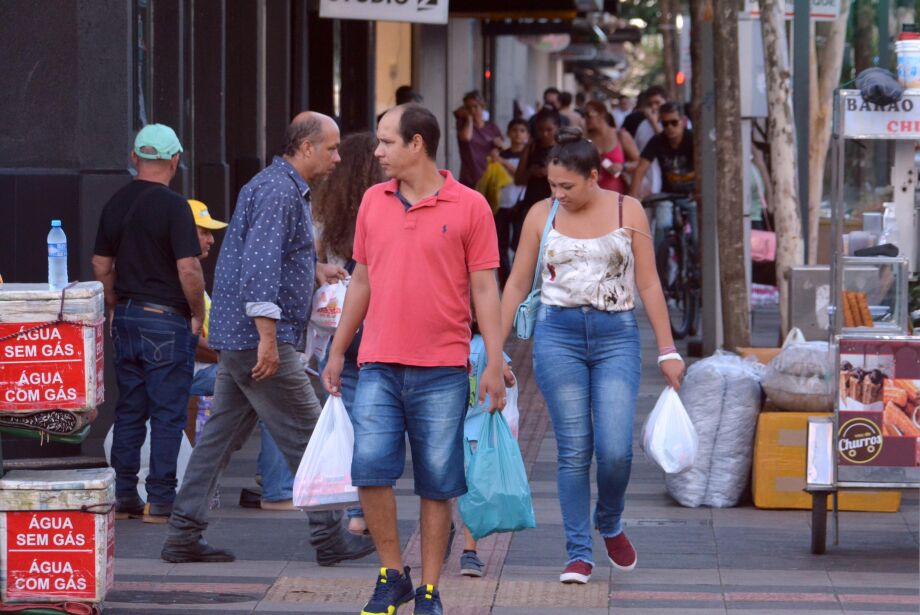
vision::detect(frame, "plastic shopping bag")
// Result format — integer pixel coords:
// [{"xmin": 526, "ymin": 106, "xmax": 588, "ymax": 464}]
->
[
  {"xmin": 641, "ymin": 387, "xmax": 698, "ymax": 474},
  {"xmin": 310, "ymin": 280, "xmax": 348, "ymax": 330},
  {"xmin": 503, "ymin": 383, "xmax": 520, "ymax": 439},
  {"xmin": 103, "ymin": 422, "xmax": 193, "ymax": 501},
  {"xmin": 459, "ymin": 411, "xmax": 536, "ymax": 540},
  {"xmin": 293, "ymin": 396, "xmax": 359, "ymax": 510}
]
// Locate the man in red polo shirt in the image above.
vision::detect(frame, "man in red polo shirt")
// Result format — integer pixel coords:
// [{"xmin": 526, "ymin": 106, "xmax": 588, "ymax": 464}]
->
[{"xmin": 323, "ymin": 103, "xmax": 506, "ymax": 615}]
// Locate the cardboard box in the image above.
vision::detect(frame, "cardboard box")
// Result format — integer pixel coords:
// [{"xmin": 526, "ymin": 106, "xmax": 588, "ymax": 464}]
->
[
  {"xmin": 753, "ymin": 411, "xmax": 901, "ymax": 512},
  {"xmin": 737, "ymin": 346, "xmax": 782, "ymax": 365}
]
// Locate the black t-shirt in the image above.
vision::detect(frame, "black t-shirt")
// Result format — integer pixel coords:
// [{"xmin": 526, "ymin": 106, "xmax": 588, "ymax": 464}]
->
[
  {"xmin": 641, "ymin": 130, "xmax": 696, "ymax": 195},
  {"xmin": 621, "ymin": 111, "xmax": 646, "ymax": 137},
  {"xmin": 93, "ymin": 180, "xmax": 200, "ymax": 311},
  {"xmin": 519, "ymin": 145, "xmax": 553, "ymax": 209}
]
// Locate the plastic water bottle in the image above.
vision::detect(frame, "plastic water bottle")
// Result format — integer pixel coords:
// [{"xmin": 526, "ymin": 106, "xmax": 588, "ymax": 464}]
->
[
  {"xmin": 47, "ymin": 220, "xmax": 68, "ymax": 290},
  {"xmin": 879, "ymin": 203, "xmax": 900, "ymax": 249}
]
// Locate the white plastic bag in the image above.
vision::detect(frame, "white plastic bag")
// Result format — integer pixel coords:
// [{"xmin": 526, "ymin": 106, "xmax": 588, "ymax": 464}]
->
[
  {"xmin": 503, "ymin": 383, "xmax": 520, "ymax": 439},
  {"xmin": 310, "ymin": 280, "xmax": 348, "ymax": 330},
  {"xmin": 293, "ymin": 395, "xmax": 359, "ymax": 510},
  {"xmin": 103, "ymin": 422, "xmax": 193, "ymax": 501},
  {"xmin": 641, "ymin": 387, "xmax": 698, "ymax": 474}
]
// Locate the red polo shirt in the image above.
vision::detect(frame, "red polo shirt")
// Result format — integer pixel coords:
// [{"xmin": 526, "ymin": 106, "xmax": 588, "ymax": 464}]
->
[{"xmin": 352, "ymin": 170, "xmax": 499, "ymax": 367}]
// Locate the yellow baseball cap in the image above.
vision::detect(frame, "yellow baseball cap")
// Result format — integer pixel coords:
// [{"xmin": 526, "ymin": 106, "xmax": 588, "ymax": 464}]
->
[{"xmin": 187, "ymin": 199, "xmax": 228, "ymax": 229}]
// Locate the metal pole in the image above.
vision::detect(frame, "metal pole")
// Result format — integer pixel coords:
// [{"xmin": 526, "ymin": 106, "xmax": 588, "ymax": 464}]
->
[
  {"xmin": 794, "ymin": 0, "xmax": 810, "ymax": 262},
  {"xmin": 700, "ymin": 17, "xmax": 722, "ymax": 355},
  {"xmin": 875, "ymin": 0, "xmax": 891, "ymax": 187}
]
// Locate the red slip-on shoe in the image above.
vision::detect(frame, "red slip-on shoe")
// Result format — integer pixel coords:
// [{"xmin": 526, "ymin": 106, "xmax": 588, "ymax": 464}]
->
[
  {"xmin": 559, "ymin": 559, "xmax": 593, "ymax": 584},
  {"xmin": 604, "ymin": 532, "xmax": 637, "ymax": 571}
]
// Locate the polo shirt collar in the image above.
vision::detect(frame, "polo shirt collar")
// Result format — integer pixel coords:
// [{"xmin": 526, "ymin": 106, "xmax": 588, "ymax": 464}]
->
[
  {"xmin": 383, "ymin": 170, "xmax": 462, "ymax": 207},
  {"xmin": 274, "ymin": 155, "xmax": 311, "ymax": 199}
]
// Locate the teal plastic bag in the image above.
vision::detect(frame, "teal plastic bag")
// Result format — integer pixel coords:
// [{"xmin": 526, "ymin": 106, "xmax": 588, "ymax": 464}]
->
[{"xmin": 459, "ymin": 411, "xmax": 536, "ymax": 540}]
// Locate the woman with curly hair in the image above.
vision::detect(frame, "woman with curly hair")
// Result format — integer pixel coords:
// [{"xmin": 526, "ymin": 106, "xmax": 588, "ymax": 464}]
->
[
  {"xmin": 313, "ymin": 132, "xmax": 386, "ymax": 267},
  {"xmin": 312, "ymin": 132, "xmax": 385, "ymax": 535}
]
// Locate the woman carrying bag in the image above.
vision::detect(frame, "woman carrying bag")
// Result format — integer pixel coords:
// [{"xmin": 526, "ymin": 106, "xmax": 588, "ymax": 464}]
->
[{"xmin": 499, "ymin": 128, "xmax": 685, "ymax": 584}]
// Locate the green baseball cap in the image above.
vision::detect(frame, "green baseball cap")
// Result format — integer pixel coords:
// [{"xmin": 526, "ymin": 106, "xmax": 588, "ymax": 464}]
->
[{"xmin": 134, "ymin": 123, "xmax": 183, "ymax": 160}]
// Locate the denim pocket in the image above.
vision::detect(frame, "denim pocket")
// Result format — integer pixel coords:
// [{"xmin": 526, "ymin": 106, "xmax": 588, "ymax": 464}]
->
[
  {"xmin": 536, "ymin": 303, "xmax": 549, "ymax": 322},
  {"xmin": 138, "ymin": 328, "xmax": 176, "ymax": 365}
]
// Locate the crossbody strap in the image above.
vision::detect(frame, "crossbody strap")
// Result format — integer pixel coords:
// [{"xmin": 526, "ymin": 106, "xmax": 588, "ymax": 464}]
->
[
  {"xmin": 529, "ymin": 199, "xmax": 561, "ymax": 294},
  {"xmin": 114, "ymin": 184, "xmax": 160, "ymax": 257}
]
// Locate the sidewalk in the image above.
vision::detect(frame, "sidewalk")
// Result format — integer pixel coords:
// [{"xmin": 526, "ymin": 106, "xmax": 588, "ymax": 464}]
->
[{"xmin": 106, "ymin": 311, "xmax": 919, "ymax": 614}]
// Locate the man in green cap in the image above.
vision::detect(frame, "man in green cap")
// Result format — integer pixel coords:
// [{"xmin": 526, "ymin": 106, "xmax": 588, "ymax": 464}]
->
[{"xmin": 92, "ymin": 123, "xmax": 206, "ymax": 524}]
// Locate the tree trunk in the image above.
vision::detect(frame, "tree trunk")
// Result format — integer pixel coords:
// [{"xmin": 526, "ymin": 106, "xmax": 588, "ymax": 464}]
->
[
  {"xmin": 808, "ymin": 1, "xmax": 852, "ymax": 264},
  {"xmin": 854, "ymin": 0, "xmax": 875, "ymax": 74},
  {"xmin": 761, "ymin": 0, "xmax": 804, "ymax": 334},
  {"xmin": 660, "ymin": 0, "xmax": 679, "ymax": 100},
  {"xmin": 712, "ymin": 0, "xmax": 751, "ymax": 348}
]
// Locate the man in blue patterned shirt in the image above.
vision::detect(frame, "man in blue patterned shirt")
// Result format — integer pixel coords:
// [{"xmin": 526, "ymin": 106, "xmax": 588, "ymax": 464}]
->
[{"xmin": 162, "ymin": 112, "xmax": 375, "ymax": 565}]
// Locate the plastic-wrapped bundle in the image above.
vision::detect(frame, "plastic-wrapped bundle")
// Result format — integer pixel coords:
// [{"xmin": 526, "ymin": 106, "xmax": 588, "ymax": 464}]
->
[
  {"xmin": 665, "ymin": 352, "xmax": 763, "ymax": 508},
  {"xmin": 761, "ymin": 342, "xmax": 834, "ymax": 412}
]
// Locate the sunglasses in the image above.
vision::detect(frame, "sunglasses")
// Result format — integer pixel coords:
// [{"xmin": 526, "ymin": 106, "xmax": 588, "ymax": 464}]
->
[{"xmin": 662, "ymin": 119, "xmax": 681, "ymax": 128}]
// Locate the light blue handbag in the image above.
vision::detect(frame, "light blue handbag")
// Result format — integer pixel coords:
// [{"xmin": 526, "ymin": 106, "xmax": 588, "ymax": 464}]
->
[{"xmin": 513, "ymin": 199, "xmax": 560, "ymax": 339}]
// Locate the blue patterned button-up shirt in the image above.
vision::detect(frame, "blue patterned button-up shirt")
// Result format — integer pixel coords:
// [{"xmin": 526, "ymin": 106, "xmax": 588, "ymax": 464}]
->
[{"xmin": 209, "ymin": 156, "xmax": 316, "ymax": 351}]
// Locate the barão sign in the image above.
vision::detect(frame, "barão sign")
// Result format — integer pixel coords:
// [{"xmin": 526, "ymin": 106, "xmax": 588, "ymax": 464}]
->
[
  {"xmin": 840, "ymin": 89, "xmax": 920, "ymax": 139},
  {"xmin": 320, "ymin": 0, "xmax": 449, "ymax": 25}
]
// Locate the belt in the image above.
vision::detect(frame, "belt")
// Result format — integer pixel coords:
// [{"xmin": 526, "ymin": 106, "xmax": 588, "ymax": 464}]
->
[{"xmin": 118, "ymin": 299, "xmax": 189, "ymax": 318}]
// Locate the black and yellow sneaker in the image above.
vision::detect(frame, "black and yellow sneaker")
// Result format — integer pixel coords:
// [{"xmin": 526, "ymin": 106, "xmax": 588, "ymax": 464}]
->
[
  {"xmin": 413, "ymin": 584, "xmax": 443, "ymax": 615},
  {"xmin": 360, "ymin": 566, "xmax": 414, "ymax": 615}
]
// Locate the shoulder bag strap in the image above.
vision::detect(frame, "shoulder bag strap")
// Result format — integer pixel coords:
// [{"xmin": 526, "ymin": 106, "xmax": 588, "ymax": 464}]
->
[
  {"xmin": 529, "ymin": 199, "xmax": 561, "ymax": 294},
  {"xmin": 617, "ymin": 192, "xmax": 625, "ymax": 229},
  {"xmin": 114, "ymin": 184, "xmax": 161, "ymax": 257}
]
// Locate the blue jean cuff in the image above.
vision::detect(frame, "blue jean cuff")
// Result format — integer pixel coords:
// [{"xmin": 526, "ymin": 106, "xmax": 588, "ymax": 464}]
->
[
  {"xmin": 599, "ymin": 528, "xmax": 624, "ymax": 539},
  {"xmin": 565, "ymin": 557, "xmax": 595, "ymax": 567},
  {"xmin": 354, "ymin": 479, "xmax": 398, "ymax": 488}
]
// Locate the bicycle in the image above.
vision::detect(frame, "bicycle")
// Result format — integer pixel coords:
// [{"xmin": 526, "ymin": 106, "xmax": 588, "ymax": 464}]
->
[{"xmin": 641, "ymin": 193, "xmax": 701, "ymax": 340}]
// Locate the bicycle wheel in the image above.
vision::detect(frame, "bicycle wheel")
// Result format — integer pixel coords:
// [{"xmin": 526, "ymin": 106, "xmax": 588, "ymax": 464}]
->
[{"xmin": 656, "ymin": 235, "xmax": 693, "ymax": 340}]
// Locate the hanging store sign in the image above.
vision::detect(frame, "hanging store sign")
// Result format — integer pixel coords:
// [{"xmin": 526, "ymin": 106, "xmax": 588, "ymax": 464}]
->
[
  {"xmin": 838, "ymin": 89, "xmax": 920, "ymax": 139},
  {"xmin": 744, "ymin": 0, "xmax": 841, "ymax": 22},
  {"xmin": 320, "ymin": 0, "xmax": 449, "ymax": 25}
]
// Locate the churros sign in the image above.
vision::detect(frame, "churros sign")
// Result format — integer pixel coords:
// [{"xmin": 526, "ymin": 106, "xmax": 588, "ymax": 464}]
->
[{"xmin": 838, "ymin": 418, "xmax": 883, "ymax": 464}]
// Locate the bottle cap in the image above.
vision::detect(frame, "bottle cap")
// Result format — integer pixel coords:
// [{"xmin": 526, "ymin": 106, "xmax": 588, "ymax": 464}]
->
[{"xmin": 51, "ymin": 220, "xmax": 61, "ymax": 227}]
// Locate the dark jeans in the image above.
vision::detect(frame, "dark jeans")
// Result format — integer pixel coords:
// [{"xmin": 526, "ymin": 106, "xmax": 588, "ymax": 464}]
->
[
  {"xmin": 110, "ymin": 303, "xmax": 196, "ymax": 505},
  {"xmin": 166, "ymin": 344, "xmax": 352, "ymax": 550}
]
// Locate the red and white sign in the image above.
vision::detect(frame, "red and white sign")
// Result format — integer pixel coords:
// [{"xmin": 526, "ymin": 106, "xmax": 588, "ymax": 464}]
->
[
  {"xmin": 841, "ymin": 91, "xmax": 920, "ymax": 139},
  {"xmin": 0, "ymin": 321, "xmax": 103, "ymax": 411},
  {"xmin": 4, "ymin": 511, "xmax": 97, "ymax": 600},
  {"xmin": 745, "ymin": 0, "xmax": 841, "ymax": 21}
]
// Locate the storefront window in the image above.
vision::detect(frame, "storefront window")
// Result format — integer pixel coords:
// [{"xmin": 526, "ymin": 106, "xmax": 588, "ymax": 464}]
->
[{"xmin": 375, "ymin": 22, "xmax": 413, "ymax": 117}]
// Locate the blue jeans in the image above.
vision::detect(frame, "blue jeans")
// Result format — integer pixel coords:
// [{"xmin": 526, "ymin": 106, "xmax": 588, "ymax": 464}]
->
[
  {"xmin": 259, "ymin": 424, "xmax": 294, "ymax": 501},
  {"xmin": 110, "ymin": 303, "xmax": 196, "ymax": 504},
  {"xmin": 533, "ymin": 305, "xmax": 641, "ymax": 565},
  {"xmin": 350, "ymin": 363, "xmax": 469, "ymax": 500}
]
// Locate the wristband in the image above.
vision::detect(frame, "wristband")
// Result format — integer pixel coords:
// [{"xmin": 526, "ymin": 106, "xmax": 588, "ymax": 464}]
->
[{"xmin": 657, "ymin": 352, "xmax": 683, "ymax": 365}]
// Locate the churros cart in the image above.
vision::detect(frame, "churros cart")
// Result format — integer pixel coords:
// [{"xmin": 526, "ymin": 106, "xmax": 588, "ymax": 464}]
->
[{"xmin": 805, "ymin": 89, "xmax": 920, "ymax": 554}]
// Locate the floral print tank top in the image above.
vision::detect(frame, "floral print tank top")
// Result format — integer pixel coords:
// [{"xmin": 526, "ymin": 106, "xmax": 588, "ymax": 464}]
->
[{"xmin": 539, "ymin": 196, "xmax": 635, "ymax": 312}]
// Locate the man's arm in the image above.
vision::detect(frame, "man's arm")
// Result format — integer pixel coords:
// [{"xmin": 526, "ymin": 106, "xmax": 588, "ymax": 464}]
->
[
  {"xmin": 177, "ymin": 256, "xmax": 205, "ymax": 334},
  {"xmin": 322, "ymin": 263, "xmax": 371, "ymax": 395},
  {"xmin": 454, "ymin": 108, "xmax": 473, "ymax": 143},
  {"xmin": 629, "ymin": 158, "xmax": 652, "ymax": 198},
  {"xmin": 91, "ymin": 255, "xmax": 117, "ymax": 312},
  {"xmin": 196, "ymin": 336, "xmax": 219, "ymax": 363},
  {"xmin": 470, "ymin": 269, "xmax": 506, "ymax": 411}
]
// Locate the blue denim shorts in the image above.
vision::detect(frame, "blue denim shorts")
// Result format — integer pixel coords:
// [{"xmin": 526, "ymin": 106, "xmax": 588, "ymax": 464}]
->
[{"xmin": 350, "ymin": 363, "xmax": 469, "ymax": 500}]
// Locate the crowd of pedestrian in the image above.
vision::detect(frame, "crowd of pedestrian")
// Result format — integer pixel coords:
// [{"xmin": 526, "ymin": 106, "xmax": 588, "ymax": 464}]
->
[{"xmin": 93, "ymin": 82, "xmax": 688, "ymax": 615}]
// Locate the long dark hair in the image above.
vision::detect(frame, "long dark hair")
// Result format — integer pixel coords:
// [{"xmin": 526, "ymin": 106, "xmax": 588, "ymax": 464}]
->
[{"xmin": 312, "ymin": 132, "xmax": 385, "ymax": 262}]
